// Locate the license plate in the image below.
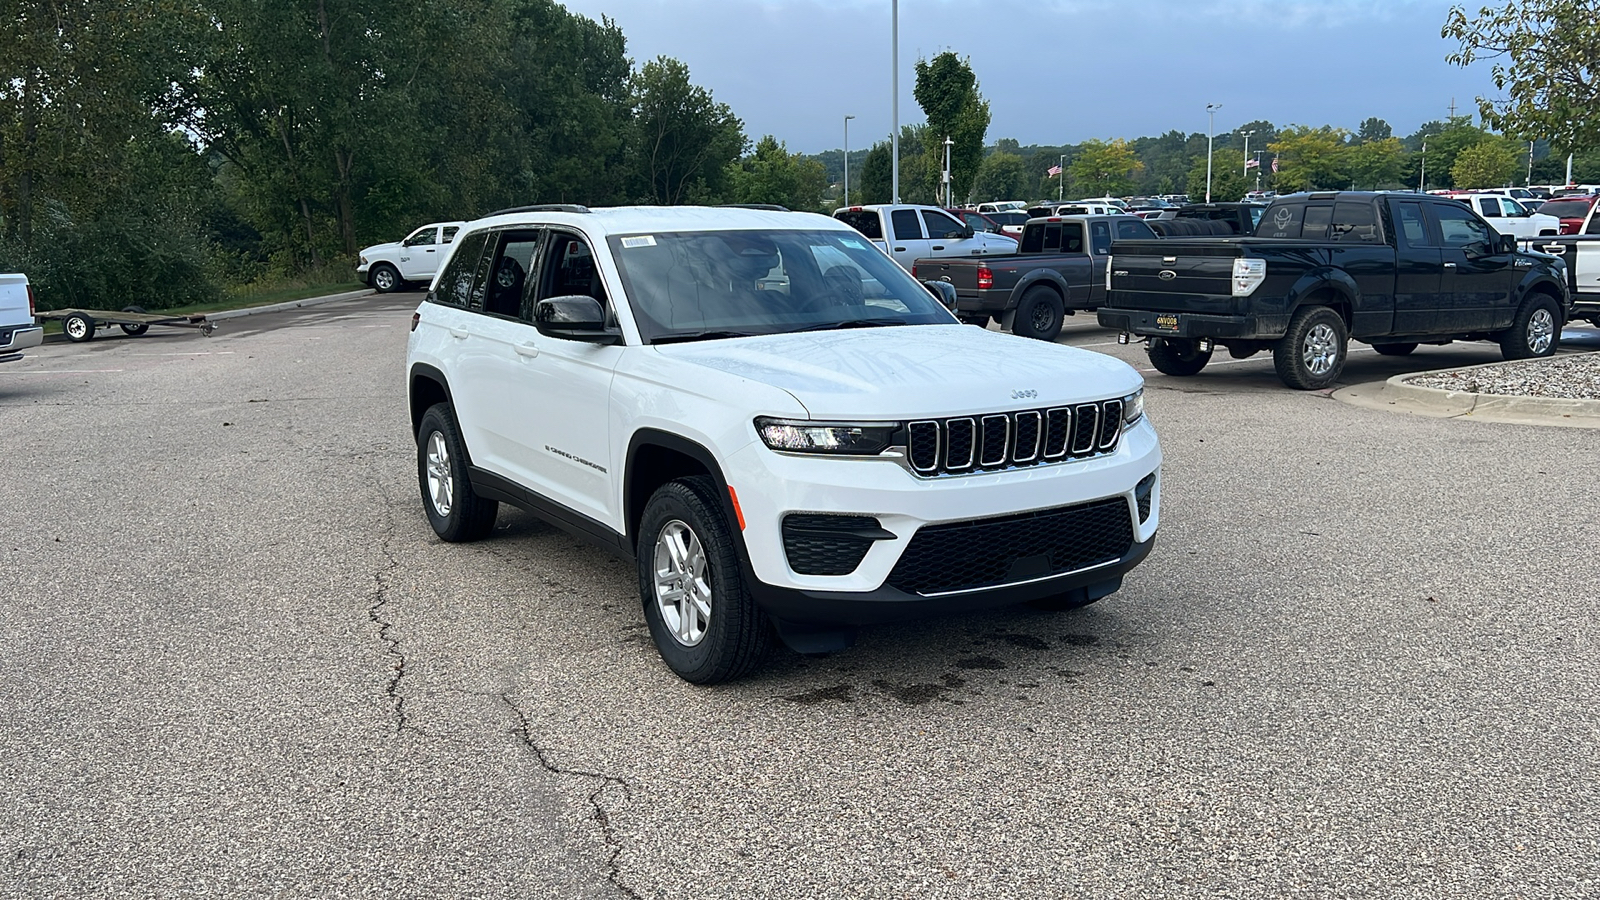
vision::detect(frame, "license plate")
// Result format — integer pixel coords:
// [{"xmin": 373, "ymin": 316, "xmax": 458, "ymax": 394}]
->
[{"xmin": 1154, "ymin": 314, "xmax": 1179, "ymax": 332}]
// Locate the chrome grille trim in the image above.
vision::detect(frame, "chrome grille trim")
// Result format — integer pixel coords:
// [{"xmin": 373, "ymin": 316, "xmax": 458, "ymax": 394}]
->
[{"xmin": 902, "ymin": 400, "xmax": 1125, "ymax": 478}]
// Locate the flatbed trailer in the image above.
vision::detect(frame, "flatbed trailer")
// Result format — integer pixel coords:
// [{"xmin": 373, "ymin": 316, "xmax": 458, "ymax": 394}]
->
[{"xmin": 35, "ymin": 306, "xmax": 216, "ymax": 343}]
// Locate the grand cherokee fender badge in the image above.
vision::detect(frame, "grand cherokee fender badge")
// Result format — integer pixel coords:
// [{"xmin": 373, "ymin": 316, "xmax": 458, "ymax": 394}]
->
[{"xmin": 1158, "ymin": 270, "xmax": 1177, "ymax": 281}]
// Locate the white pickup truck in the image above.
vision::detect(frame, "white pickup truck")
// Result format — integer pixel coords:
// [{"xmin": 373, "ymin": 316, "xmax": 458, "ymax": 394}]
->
[
  {"xmin": 1, "ymin": 274, "xmax": 44, "ymax": 364},
  {"xmin": 834, "ymin": 204, "xmax": 1017, "ymax": 271},
  {"xmin": 357, "ymin": 221, "xmax": 466, "ymax": 293}
]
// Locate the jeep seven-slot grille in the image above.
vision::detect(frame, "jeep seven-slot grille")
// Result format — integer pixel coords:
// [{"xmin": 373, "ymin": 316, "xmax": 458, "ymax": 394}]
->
[
  {"xmin": 906, "ymin": 399, "xmax": 1124, "ymax": 476},
  {"xmin": 886, "ymin": 497, "xmax": 1135, "ymax": 596}
]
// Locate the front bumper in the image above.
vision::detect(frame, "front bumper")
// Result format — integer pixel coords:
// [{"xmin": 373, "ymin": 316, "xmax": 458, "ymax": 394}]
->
[
  {"xmin": 1097, "ymin": 308, "xmax": 1288, "ymax": 340},
  {"xmin": 723, "ymin": 418, "xmax": 1161, "ymax": 624}
]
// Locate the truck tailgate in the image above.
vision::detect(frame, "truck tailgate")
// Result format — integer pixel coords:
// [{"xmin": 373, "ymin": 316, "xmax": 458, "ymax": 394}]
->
[
  {"xmin": 1106, "ymin": 239, "xmax": 1242, "ymax": 309},
  {"xmin": 912, "ymin": 257, "xmax": 986, "ymax": 293}
]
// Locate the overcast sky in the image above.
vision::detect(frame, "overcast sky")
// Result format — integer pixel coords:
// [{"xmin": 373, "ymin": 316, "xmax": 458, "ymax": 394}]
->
[{"xmin": 558, "ymin": 0, "xmax": 1500, "ymax": 154}]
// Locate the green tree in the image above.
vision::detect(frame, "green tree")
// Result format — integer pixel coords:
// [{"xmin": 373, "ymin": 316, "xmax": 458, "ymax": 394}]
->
[
  {"xmin": 1451, "ymin": 139, "xmax": 1522, "ymax": 187},
  {"xmin": 858, "ymin": 141, "xmax": 893, "ymax": 204},
  {"xmin": 1184, "ymin": 154, "xmax": 1249, "ymax": 202},
  {"xmin": 1444, "ymin": 0, "xmax": 1600, "ymax": 150},
  {"xmin": 726, "ymin": 136, "xmax": 828, "ymax": 211},
  {"xmin": 1357, "ymin": 117, "xmax": 1393, "ymax": 142},
  {"xmin": 1348, "ymin": 137, "xmax": 1409, "ymax": 188},
  {"xmin": 912, "ymin": 52, "xmax": 990, "ymax": 204},
  {"xmin": 632, "ymin": 56, "xmax": 746, "ymax": 205},
  {"xmin": 973, "ymin": 151, "xmax": 1025, "ymax": 202},
  {"xmin": 1070, "ymin": 139, "xmax": 1144, "ymax": 197},
  {"xmin": 1268, "ymin": 126, "xmax": 1350, "ymax": 191}
]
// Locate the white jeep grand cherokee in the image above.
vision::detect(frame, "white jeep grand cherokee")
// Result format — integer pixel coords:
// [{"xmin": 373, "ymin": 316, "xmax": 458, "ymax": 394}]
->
[{"xmin": 406, "ymin": 204, "xmax": 1162, "ymax": 683}]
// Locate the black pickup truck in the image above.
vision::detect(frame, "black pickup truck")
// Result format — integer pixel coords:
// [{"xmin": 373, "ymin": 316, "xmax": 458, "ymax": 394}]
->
[
  {"xmin": 913, "ymin": 214, "xmax": 1157, "ymax": 341},
  {"xmin": 1098, "ymin": 191, "xmax": 1572, "ymax": 389}
]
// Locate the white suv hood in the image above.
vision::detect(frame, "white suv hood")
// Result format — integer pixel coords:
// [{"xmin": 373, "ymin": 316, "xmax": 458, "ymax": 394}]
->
[{"xmin": 654, "ymin": 324, "xmax": 1140, "ymax": 420}]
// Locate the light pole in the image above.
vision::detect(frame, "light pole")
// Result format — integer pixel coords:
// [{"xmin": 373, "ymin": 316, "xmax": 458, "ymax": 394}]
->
[
  {"xmin": 843, "ymin": 115, "xmax": 855, "ymax": 206},
  {"xmin": 1527, "ymin": 139, "xmax": 1535, "ymax": 187},
  {"xmin": 1059, "ymin": 153, "xmax": 1066, "ymax": 201},
  {"xmin": 942, "ymin": 135, "xmax": 954, "ymax": 207},
  {"xmin": 1419, "ymin": 139, "xmax": 1428, "ymax": 192},
  {"xmin": 890, "ymin": 0, "xmax": 899, "ymax": 203},
  {"xmin": 1253, "ymin": 151, "xmax": 1264, "ymax": 192},
  {"xmin": 1241, "ymin": 129, "xmax": 1256, "ymax": 181},
  {"xmin": 1205, "ymin": 103, "xmax": 1222, "ymax": 203}
]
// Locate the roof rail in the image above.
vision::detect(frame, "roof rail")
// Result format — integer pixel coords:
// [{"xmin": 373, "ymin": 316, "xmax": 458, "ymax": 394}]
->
[
  {"xmin": 485, "ymin": 203, "xmax": 591, "ymax": 216},
  {"xmin": 718, "ymin": 203, "xmax": 790, "ymax": 211}
]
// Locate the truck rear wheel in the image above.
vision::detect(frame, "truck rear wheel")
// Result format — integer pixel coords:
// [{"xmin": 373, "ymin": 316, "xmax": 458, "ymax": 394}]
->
[
  {"xmin": 1145, "ymin": 338, "xmax": 1212, "ymax": 376},
  {"xmin": 1012, "ymin": 287, "xmax": 1064, "ymax": 342},
  {"xmin": 1498, "ymin": 294, "xmax": 1561, "ymax": 360},
  {"xmin": 1274, "ymin": 306, "xmax": 1348, "ymax": 390}
]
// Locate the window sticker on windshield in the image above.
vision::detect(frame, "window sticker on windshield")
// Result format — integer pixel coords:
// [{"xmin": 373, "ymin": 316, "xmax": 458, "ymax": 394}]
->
[
  {"xmin": 621, "ymin": 236, "xmax": 656, "ymax": 248},
  {"xmin": 839, "ymin": 238, "xmax": 867, "ymax": 250}
]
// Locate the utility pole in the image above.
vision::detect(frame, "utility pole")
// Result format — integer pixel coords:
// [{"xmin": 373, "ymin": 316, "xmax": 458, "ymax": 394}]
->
[
  {"xmin": 942, "ymin": 135, "xmax": 953, "ymax": 207},
  {"xmin": 1419, "ymin": 139, "xmax": 1428, "ymax": 192},
  {"xmin": 890, "ymin": 0, "xmax": 899, "ymax": 203},
  {"xmin": 1241, "ymin": 129, "xmax": 1256, "ymax": 179},
  {"xmin": 843, "ymin": 115, "xmax": 855, "ymax": 206},
  {"xmin": 1059, "ymin": 154, "xmax": 1066, "ymax": 201},
  {"xmin": 1205, "ymin": 103, "xmax": 1222, "ymax": 204},
  {"xmin": 1527, "ymin": 139, "xmax": 1534, "ymax": 187}
]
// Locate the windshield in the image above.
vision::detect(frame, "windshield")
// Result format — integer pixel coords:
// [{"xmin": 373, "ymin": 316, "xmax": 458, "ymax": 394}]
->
[
  {"xmin": 1538, "ymin": 199, "xmax": 1591, "ymax": 219},
  {"xmin": 608, "ymin": 229, "xmax": 955, "ymax": 343}
]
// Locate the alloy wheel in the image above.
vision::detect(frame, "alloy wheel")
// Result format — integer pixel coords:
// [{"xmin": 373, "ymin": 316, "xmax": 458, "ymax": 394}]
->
[
  {"xmin": 1527, "ymin": 308, "xmax": 1555, "ymax": 354},
  {"xmin": 1302, "ymin": 323, "xmax": 1339, "ymax": 376},
  {"xmin": 653, "ymin": 520, "xmax": 712, "ymax": 647},
  {"xmin": 425, "ymin": 431, "xmax": 453, "ymax": 517}
]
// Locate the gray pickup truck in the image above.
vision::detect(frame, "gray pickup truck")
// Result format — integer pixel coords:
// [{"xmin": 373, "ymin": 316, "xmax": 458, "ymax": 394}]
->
[
  {"xmin": 912, "ymin": 214, "xmax": 1157, "ymax": 341},
  {"xmin": 0, "ymin": 273, "xmax": 43, "ymax": 364}
]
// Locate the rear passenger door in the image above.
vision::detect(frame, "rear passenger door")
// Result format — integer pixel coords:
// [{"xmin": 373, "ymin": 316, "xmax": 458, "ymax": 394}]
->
[
  {"xmin": 885, "ymin": 208, "xmax": 930, "ymax": 270},
  {"xmin": 1390, "ymin": 201, "xmax": 1444, "ymax": 334},
  {"xmin": 1328, "ymin": 201, "xmax": 1393, "ymax": 336}
]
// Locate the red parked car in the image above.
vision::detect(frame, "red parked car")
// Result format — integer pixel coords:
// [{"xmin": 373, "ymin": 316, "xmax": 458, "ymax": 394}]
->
[{"xmin": 1536, "ymin": 194, "xmax": 1600, "ymax": 234}]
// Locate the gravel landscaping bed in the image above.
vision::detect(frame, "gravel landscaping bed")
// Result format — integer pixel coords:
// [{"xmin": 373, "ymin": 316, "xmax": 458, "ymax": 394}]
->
[{"xmin": 1404, "ymin": 352, "xmax": 1600, "ymax": 401}]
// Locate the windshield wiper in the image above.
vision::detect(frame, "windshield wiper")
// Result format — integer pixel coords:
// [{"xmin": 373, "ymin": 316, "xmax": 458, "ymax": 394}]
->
[
  {"xmin": 651, "ymin": 330, "xmax": 764, "ymax": 345},
  {"xmin": 790, "ymin": 317, "xmax": 911, "ymax": 333}
]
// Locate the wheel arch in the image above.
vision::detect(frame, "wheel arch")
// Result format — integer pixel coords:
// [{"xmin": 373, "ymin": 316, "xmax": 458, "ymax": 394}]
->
[
  {"xmin": 1515, "ymin": 274, "xmax": 1570, "ymax": 323},
  {"xmin": 409, "ymin": 364, "xmax": 453, "ymax": 438},
  {"xmin": 624, "ymin": 430, "xmax": 744, "ymax": 558},
  {"xmin": 1289, "ymin": 275, "xmax": 1356, "ymax": 329},
  {"xmin": 1008, "ymin": 270, "xmax": 1069, "ymax": 309}
]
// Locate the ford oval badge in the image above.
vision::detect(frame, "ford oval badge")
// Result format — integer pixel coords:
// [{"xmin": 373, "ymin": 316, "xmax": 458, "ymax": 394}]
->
[{"xmin": 1158, "ymin": 270, "xmax": 1177, "ymax": 281}]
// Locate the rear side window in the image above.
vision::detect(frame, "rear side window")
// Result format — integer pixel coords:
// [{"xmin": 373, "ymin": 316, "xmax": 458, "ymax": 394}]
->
[
  {"xmin": 483, "ymin": 229, "xmax": 541, "ymax": 319},
  {"xmin": 1089, "ymin": 221, "xmax": 1112, "ymax": 255},
  {"xmin": 1476, "ymin": 198, "xmax": 1501, "ymax": 218},
  {"xmin": 1062, "ymin": 222, "xmax": 1085, "ymax": 252},
  {"xmin": 1114, "ymin": 218, "xmax": 1155, "ymax": 240},
  {"xmin": 1330, "ymin": 202, "xmax": 1380, "ymax": 243},
  {"xmin": 890, "ymin": 209, "xmax": 923, "ymax": 241},
  {"xmin": 1300, "ymin": 205, "xmax": 1333, "ymax": 240},
  {"xmin": 1394, "ymin": 203, "xmax": 1432, "ymax": 247},
  {"xmin": 442, "ymin": 226, "xmax": 460, "ymax": 243},
  {"xmin": 834, "ymin": 211, "xmax": 883, "ymax": 240},
  {"xmin": 432, "ymin": 230, "xmax": 490, "ymax": 308},
  {"xmin": 1020, "ymin": 225, "xmax": 1045, "ymax": 253}
]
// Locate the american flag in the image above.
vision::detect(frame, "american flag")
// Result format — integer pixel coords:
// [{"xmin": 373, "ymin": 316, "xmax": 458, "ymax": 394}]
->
[
  {"xmin": 1047, "ymin": 164, "xmax": 1062, "ymax": 176},
  {"xmin": 1271, "ymin": 157, "xmax": 1280, "ymax": 173},
  {"xmin": 1245, "ymin": 158, "xmax": 1260, "ymax": 169}
]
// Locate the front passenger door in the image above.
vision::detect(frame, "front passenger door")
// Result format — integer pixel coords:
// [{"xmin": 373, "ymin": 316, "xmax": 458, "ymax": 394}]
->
[
  {"xmin": 1433, "ymin": 202, "xmax": 1518, "ymax": 331},
  {"xmin": 399, "ymin": 226, "xmax": 442, "ymax": 280}
]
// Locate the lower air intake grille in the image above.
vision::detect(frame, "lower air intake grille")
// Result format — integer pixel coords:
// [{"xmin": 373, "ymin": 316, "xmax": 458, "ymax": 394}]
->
[
  {"xmin": 886, "ymin": 497, "xmax": 1135, "ymax": 596},
  {"xmin": 782, "ymin": 514, "xmax": 883, "ymax": 576}
]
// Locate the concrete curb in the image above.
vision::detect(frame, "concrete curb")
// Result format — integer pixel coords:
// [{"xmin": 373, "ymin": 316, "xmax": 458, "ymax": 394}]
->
[
  {"xmin": 41, "ymin": 288, "xmax": 377, "ymax": 343},
  {"xmin": 1334, "ymin": 354, "xmax": 1600, "ymax": 429}
]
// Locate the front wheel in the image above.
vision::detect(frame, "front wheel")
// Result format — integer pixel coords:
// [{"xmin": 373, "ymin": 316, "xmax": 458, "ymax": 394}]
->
[
  {"xmin": 637, "ymin": 476, "xmax": 771, "ymax": 684},
  {"xmin": 1273, "ymin": 306, "xmax": 1348, "ymax": 390},
  {"xmin": 1012, "ymin": 287, "xmax": 1065, "ymax": 341},
  {"xmin": 1146, "ymin": 337, "xmax": 1212, "ymax": 376},
  {"xmin": 416, "ymin": 403, "xmax": 498, "ymax": 542},
  {"xmin": 63, "ymin": 313, "xmax": 96, "ymax": 343},
  {"xmin": 370, "ymin": 263, "xmax": 402, "ymax": 293},
  {"xmin": 1499, "ymin": 295, "xmax": 1561, "ymax": 360}
]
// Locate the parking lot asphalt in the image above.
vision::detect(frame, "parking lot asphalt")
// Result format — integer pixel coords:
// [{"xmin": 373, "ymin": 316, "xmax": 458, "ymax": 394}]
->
[{"xmin": 3, "ymin": 293, "xmax": 1597, "ymax": 898}]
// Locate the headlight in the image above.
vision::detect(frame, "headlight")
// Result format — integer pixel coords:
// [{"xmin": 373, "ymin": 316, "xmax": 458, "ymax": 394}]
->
[
  {"xmin": 1121, "ymin": 389, "xmax": 1144, "ymax": 429},
  {"xmin": 755, "ymin": 418, "xmax": 898, "ymax": 455},
  {"xmin": 359, "ymin": 255, "xmax": 368, "ymax": 266}
]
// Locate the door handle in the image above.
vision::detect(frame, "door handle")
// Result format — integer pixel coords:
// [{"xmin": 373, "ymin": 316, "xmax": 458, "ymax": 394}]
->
[
  {"xmin": 448, "ymin": 327, "xmax": 469, "ymax": 340},
  {"xmin": 514, "ymin": 342, "xmax": 539, "ymax": 358},
  {"xmin": 931, "ymin": 245, "xmax": 945, "ymax": 251},
  {"xmin": 1443, "ymin": 262, "xmax": 1457, "ymax": 269},
  {"xmin": 894, "ymin": 246, "xmax": 906, "ymax": 252}
]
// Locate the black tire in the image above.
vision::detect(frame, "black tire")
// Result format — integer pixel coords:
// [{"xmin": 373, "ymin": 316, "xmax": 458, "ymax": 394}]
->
[
  {"xmin": 637, "ymin": 476, "xmax": 772, "ymax": 684},
  {"xmin": 1371, "ymin": 342, "xmax": 1417, "ymax": 356},
  {"xmin": 958, "ymin": 315, "xmax": 991, "ymax": 327},
  {"xmin": 1145, "ymin": 337, "xmax": 1212, "ymax": 376},
  {"xmin": 120, "ymin": 305, "xmax": 149, "ymax": 336},
  {"xmin": 1012, "ymin": 287, "xmax": 1065, "ymax": 341},
  {"xmin": 1273, "ymin": 306, "xmax": 1348, "ymax": 390},
  {"xmin": 416, "ymin": 403, "xmax": 498, "ymax": 542},
  {"xmin": 63, "ymin": 313, "xmax": 96, "ymax": 343},
  {"xmin": 1498, "ymin": 294, "xmax": 1562, "ymax": 360},
  {"xmin": 370, "ymin": 263, "xmax": 402, "ymax": 293}
]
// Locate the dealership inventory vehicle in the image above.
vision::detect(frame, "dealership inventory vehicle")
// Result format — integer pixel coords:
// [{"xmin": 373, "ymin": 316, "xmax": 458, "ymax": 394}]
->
[
  {"xmin": 1099, "ymin": 191, "xmax": 1571, "ymax": 389},
  {"xmin": 408, "ymin": 204, "xmax": 1161, "ymax": 683},
  {"xmin": 1446, "ymin": 192, "xmax": 1559, "ymax": 239},
  {"xmin": 0, "ymin": 273, "xmax": 43, "ymax": 363},
  {"xmin": 1537, "ymin": 195, "xmax": 1600, "ymax": 235},
  {"xmin": 1144, "ymin": 202, "xmax": 1268, "ymax": 236},
  {"xmin": 833, "ymin": 204, "xmax": 1017, "ymax": 271},
  {"xmin": 914, "ymin": 214, "xmax": 1157, "ymax": 340},
  {"xmin": 358, "ymin": 221, "xmax": 467, "ymax": 292}
]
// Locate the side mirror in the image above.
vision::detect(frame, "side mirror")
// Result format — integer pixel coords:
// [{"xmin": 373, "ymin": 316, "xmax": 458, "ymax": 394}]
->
[
  {"xmin": 922, "ymin": 279, "xmax": 958, "ymax": 311},
  {"xmin": 535, "ymin": 295, "xmax": 620, "ymax": 344},
  {"xmin": 1497, "ymin": 233, "xmax": 1517, "ymax": 254}
]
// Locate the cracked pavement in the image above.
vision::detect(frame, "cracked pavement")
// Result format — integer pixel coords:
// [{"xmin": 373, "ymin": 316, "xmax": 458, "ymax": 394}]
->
[{"xmin": 2, "ymin": 294, "xmax": 1598, "ymax": 898}]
